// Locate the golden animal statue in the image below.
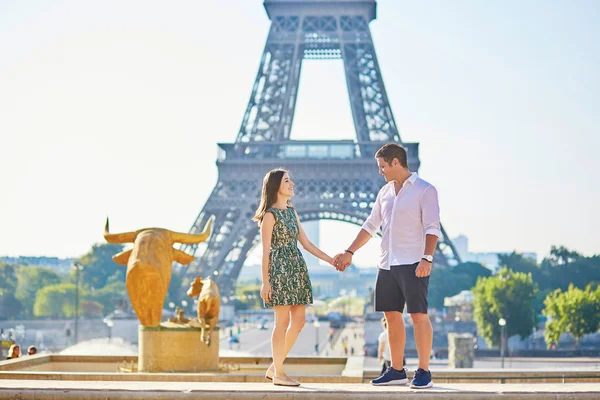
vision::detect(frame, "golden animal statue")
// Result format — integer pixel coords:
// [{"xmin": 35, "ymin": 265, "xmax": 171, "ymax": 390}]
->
[
  {"xmin": 104, "ymin": 216, "xmax": 214, "ymax": 327},
  {"xmin": 187, "ymin": 275, "xmax": 220, "ymax": 346}
]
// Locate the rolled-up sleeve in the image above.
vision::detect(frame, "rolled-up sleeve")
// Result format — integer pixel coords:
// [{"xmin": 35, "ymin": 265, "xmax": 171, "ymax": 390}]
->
[
  {"xmin": 361, "ymin": 190, "xmax": 383, "ymax": 237},
  {"xmin": 422, "ymin": 186, "xmax": 442, "ymax": 238}
]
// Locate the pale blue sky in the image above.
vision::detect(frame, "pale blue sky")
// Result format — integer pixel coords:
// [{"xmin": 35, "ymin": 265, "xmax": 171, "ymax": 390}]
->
[{"xmin": 0, "ymin": 0, "xmax": 598, "ymax": 265}]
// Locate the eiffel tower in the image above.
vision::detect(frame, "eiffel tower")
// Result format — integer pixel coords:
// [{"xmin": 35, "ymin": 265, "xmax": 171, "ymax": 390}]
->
[{"xmin": 180, "ymin": 0, "xmax": 462, "ymax": 296}]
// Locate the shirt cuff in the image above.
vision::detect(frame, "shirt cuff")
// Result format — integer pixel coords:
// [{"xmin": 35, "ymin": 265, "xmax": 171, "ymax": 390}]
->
[
  {"xmin": 361, "ymin": 222, "xmax": 378, "ymax": 237},
  {"xmin": 425, "ymin": 228, "xmax": 442, "ymax": 238}
]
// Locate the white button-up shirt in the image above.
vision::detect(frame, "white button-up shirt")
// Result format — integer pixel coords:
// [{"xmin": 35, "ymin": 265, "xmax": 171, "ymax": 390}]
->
[{"xmin": 361, "ymin": 173, "xmax": 441, "ymax": 269}]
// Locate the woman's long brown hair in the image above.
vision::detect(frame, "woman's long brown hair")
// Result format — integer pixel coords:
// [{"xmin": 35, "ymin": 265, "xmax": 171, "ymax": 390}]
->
[{"xmin": 252, "ymin": 168, "xmax": 290, "ymax": 225}]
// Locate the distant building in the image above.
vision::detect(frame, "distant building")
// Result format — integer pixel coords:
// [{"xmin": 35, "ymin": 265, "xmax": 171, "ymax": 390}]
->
[
  {"xmin": 453, "ymin": 234, "xmax": 469, "ymax": 261},
  {"xmin": 452, "ymin": 235, "xmax": 537, "ymax": 272},
  {"xmin": 443, "ymin": 290, "xmax": 473, "ymax": 322}
]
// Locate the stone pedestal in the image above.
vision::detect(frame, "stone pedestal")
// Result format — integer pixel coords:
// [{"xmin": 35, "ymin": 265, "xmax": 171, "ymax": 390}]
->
[
  {"xmin": 448, "ymin": 333, "xmax": 474, "ymax": 368},
  {"xmin": 138, "ymin": 325, "xmax": 219, "ymax": 372}
]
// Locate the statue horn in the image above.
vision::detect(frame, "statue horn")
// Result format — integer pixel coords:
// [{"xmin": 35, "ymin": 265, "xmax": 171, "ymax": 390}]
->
[
  {"xmin": 171, "ymin": 215, "xmax": 215, "ymax": 245},
  {"xmin": 104, "ymin": 217, "xmax": 137, "ymax": 244}
]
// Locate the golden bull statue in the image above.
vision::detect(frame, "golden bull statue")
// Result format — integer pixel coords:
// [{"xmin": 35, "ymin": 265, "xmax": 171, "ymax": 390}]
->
[{"xmin": 104, "ymin": 216, "xmax": 215, "ymax": 327}]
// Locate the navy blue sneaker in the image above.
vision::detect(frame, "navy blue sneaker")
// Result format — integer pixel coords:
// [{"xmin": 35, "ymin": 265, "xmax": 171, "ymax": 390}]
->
[
  {"xmin": 370, "ymin": 367, "xmax": 409, "ymax": 386},
  {"xmin": 410, "ymin": 368, "xmax": 433, "ymax": 389}
]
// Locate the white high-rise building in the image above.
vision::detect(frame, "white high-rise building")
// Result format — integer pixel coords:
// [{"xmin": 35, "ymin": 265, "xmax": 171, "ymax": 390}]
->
[
  {"xmin": 452, "ymin": 235, "xmax": 537, "ymax": 272},
  {"xmin": 453, "ymin": 234, "xmax": 469, "ymax": 261}
]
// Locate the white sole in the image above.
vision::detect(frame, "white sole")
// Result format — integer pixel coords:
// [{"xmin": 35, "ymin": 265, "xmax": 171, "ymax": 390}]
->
[
  {"xmin": 371, "ymin": 379, "xmax": 409, "ymax": 386},
  {"xmin": 410, "ymin": 381, "xmax": 434, "ymax": 389}
]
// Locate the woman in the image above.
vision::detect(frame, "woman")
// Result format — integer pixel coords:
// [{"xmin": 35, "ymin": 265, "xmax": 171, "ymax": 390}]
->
[
  {"xmin": 253, "ymin": 168, "xmax": 335, "ymax": 386},
  {"xmin": 6, "ymin": 344, "xmax": 20, "ymax": 360}
]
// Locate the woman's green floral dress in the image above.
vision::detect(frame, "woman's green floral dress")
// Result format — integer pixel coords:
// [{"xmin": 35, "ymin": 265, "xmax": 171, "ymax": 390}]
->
[{"xmin": 264, "ymin": 206, "xmax": 313, "ymax": 307}]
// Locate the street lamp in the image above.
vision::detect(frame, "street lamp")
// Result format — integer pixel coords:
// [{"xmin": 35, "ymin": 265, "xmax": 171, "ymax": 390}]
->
[
  {"xmin": 314, "ymin": 319, "xmax": 321, "ymax": 354},
  {"xmin": 72, "ymin": 262, "xmax": 84, "ymax": 344},
  {"xmin": 498, "ymin": 318, "xmax": 507, "ymax": 368}
]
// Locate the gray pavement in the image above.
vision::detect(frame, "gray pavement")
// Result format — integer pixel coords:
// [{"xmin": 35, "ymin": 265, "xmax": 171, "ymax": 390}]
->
[{"xmin": 0, "ymin": 380, "xmax": 599, "ymax": 400}]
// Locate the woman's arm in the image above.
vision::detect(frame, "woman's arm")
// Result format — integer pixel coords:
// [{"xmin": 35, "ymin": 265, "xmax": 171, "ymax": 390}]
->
[
  {"xmin": 294, "ymin": 211, "xmax": 334, "ymax": 265},
  {"xmin": 259, "ymin": 213, "xmax": 275, "ymax": 302}
]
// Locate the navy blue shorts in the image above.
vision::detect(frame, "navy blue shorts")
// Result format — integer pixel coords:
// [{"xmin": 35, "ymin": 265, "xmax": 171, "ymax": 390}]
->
[{"xmin": 374, "ymin": 262, "xmax": 429, "ymax": 314}]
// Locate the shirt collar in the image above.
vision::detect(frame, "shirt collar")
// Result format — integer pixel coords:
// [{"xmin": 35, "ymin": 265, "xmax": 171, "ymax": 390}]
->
[
  {"xmin": 407, "ymin": 172, "xmax": 418, "ymax": 185},
  {"xmin": 387, "ymin": 172, "xmax": 418, "ymax": 191}
]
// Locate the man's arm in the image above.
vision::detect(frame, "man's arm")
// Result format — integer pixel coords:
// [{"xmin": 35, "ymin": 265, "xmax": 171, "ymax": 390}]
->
[
  {"xmin": 334, "ymin": 189, "xmax": 384, "ymax": 270},
  {"xmin": 423, "ymin": 234, "xmax": 438, "ymax": 257},
  {"xmin": 334, "ymin": 229, "xmax": 372, "ymax": 270},
  {"xmin": 415, "ymin": 186, "xmax": 442, "ymax": 277}
]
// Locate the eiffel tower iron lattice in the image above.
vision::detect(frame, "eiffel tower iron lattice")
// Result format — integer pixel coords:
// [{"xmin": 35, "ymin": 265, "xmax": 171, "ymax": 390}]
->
[{"xmin": 180, "ymin": 0, "xmax": 462, "ymax": 297}]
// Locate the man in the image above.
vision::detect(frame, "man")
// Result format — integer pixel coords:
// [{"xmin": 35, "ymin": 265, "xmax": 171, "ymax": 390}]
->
[
  {"xmin": 334, "ymin": 143, "xmax": 440, "ymax": 389},
  {"xmin": 27, "ymin": 346, "xmax": 37, "ymax": 356}
]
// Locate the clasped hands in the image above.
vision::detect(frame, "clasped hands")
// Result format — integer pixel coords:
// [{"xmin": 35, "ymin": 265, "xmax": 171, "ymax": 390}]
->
[
  {"xmin": 330, "ymin": 253, "xmax": 432, "ymax": 276},
  {"xmin": 331, "ymin": 251, "xmax": 352, "ymax": 272}
]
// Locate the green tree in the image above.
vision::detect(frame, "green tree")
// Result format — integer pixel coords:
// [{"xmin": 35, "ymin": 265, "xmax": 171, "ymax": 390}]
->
[
  {"xmin": 533, "ymin": 288, "xmax": 552, "ymax": 316},
  {"xmin": 0, "ymin": 261, "xmax": 22, "ymax": 319},
  {"xmin": 428, "ymin": 268, "xmax": 472, "ymax": 309},
  {"xmin": 80, "ymin": 299, "xmax": 104, "ymax": 316},
  {"xmin": 538, "ymin": 246, "xmax": 599, "ymax": 292},
  {"xmin": 498, "ymin": 251, "xmax": 546, "ymax": 287},
  {"xmin": 15, "ymin": 266, "xmax": 63, "ymax": 317},
  {"xmin": 452, "ymin": 262, "xmax": 492, "ymax": 287},
  {"xmin": 33, "ymin": 283, "xmax": 78, "ymax": 318},
  {"xmin": 472, "ymin": 267, "xmax": 537, "ymax": 347},
  {"xmin": 543, "ymin": 255, "xmax": 600, "ymax": 292},
  {"xmin": 77, "ymin": 243, "xmax": 125, "ymax": 289},
  {"xmin": 542, "ymin": 284, "xmax": 600, "ymax": 349},
  {"xmin": 428, "ymin": 262, "xmax": 490, "ymax": 310},
  {"xmin": 544, "ymin": 246, "xmax": 582, "ymax": 267},
  {"xmin": 89, "ymin": 281, "xmax": 126, "ymax": 315}
]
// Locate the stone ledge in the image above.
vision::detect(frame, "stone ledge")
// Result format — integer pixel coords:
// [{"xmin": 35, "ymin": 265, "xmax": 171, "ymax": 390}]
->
[
  {"xmin": 0, "ymin": 372, "xmax": 360, "ymax": 383},
  {"xmin": 0, "ymin": 382, "xmax": 598, "ymax": 400}
]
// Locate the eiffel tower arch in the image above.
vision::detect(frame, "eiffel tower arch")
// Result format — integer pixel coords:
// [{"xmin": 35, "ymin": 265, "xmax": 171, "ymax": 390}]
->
[{"xmin": 180, "ymin": 0, "xmax": 462, "ymax": 296}]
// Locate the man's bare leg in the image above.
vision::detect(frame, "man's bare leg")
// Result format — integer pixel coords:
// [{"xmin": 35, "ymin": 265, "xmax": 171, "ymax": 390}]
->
[{"xmin": 411, "ymin": 313, "xmax": 432, "ymax": 371}]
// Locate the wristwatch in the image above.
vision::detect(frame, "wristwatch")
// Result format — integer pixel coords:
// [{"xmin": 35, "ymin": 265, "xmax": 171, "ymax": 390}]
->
[{"xmin": 422, "ymin": 255, "xmax": 433, "ymax": 263}]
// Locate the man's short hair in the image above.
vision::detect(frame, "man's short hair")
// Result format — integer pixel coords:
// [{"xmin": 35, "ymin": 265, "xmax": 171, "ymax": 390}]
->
[
  {"xmin": 27, "ymin": 346, "xmax": 37, "ymax": 355},
  {"xmin": 375, "ymin": 143, "xmax": 408, "ymax": 168}
]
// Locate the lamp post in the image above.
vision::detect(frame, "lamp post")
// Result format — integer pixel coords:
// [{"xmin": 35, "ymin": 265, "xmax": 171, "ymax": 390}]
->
[
  {"xmin": 314, "ymin": 319, "xmax": 321, "ymax": 355},
  {"xmin": 498, "ymin": 318, "xmax": 507, "ymax": 368},
  {"xmin": 72, "ymin": 262, "xmax": 84, "ymax": 344}
]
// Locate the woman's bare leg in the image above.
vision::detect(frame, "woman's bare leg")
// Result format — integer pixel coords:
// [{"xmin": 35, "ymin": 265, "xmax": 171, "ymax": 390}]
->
[{"xmin": 271, "ymin": 306, "xmax": 291, "ymax": 378}]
